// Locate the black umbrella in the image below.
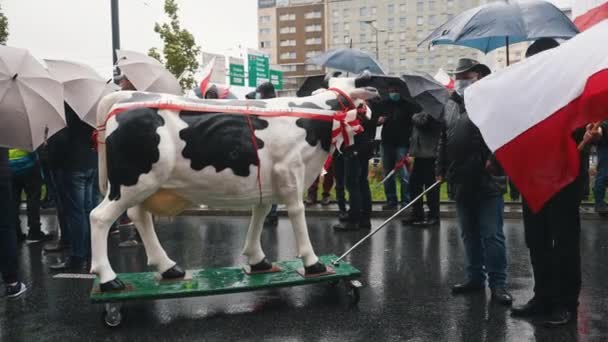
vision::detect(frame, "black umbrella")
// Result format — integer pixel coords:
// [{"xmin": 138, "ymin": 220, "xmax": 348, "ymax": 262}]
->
[{"xmin": 400, "ymin": 71, "xmax": 449, "ymax": 119}]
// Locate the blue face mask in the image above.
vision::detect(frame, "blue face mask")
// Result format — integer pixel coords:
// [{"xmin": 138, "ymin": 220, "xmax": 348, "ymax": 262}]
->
[{"xmin": 388, "ymin": 92, "xmax": 400, "ymax": 101}]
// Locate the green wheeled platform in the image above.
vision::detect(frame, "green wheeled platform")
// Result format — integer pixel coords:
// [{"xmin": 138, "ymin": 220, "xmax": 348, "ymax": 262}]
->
[{"xmin": 92, "ymin": 255, "xmax": 362, "ymax": 327}]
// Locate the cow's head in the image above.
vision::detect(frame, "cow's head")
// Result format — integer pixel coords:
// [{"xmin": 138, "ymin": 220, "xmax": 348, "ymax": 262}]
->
[{"xmin": 324, "ymin": 71, "xmax": 379, "ymax": 119}]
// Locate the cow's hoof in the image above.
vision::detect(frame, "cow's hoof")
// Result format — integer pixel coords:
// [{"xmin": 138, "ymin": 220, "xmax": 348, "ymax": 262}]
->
[
  {"xmin": 305, "ymin": 262, "xmax": 327, "ymax": 275},
  {"xmin": 250, "ymin": 258, "xmax": 274, "ymax": 272},
  {"xmin": 99, "ymin": 278, "xmax": 126, "ymax": 292},
  {"xmin": 161, "ymin": 264, "xmax": 186, "ymax": 279}
]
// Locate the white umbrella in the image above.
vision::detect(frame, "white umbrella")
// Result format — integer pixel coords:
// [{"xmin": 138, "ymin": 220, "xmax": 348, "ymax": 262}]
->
[
  {"xmin": 45, "ymin": 59, "xmax": 117, "ymax": 128},
  {"xmin": 115, "ymin": 49, "xmax": 182, "ymax": 95},
  {"xmin": 0, "ymin": 45, "xmax": 65, "ymax": 151}
]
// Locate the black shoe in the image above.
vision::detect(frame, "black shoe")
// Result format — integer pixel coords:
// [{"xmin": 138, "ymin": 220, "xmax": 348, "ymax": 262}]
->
[
  {"xmin": 511, "ymin": 297, "xmax": 550, "ymax": 317},
  {"xmin": 543, "ymin": 307, "xmax": 576, "ymax": 327},
  {"xmin": 425, "ymin": 218, "xmax": 440, "ymax": 226},
  {"xmin": 49, "ymin": 256, "xmax": 87, "ymax": 272},
  {"xmin": 321, "ymin": 196, "xmax": 331, "ymax": 206},
  {"xmin": 451, "ymin": 281, "xmax": 485, "ymax": 294},
  {"xmin": 338, "ymin": 211, "xmax": 350, "ymax": 222},
  {"xmin": 382, "ymin": 203, "xmax": 398, "ymax": 211},
  {"xmin": 26, "ymin": 231, "xmax": 53, "ymax": 243},
  {"xmin": 43, "ymin": 241, "xmax": 70, "ymax": 252},
  {"xmin": 359, "ymin": 220, "xmax": 372, "ymax": 230},
  {"xmin": 5, "ymin": 282, "xmax": 27, "ymax": 299},
  {"xmin": 16, "ymin": 233, "xmax": 27, "ymax": 243},
  {"xmin": 264, "ymin": 215, "xmax": 278, "ymax": 226},
  {"xmin": 491, "ymin": 287, "xmax": 513, "ymax": 306},
  {"xmin": 401, "ymin": 217, "xmax": 424, "ymax": 226},
  {"xmin": 333, "ymin": 221, "xmax": 360, "ymax": 231}
]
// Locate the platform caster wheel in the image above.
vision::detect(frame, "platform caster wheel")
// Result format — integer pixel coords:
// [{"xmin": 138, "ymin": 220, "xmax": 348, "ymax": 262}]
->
[
  {"xmin": 102, "ymin": 303, "xmax": 123, "ymax": 328},
  {"xmin": 346, "ymin": 280, "xmax": 362, "ymax": 304}
]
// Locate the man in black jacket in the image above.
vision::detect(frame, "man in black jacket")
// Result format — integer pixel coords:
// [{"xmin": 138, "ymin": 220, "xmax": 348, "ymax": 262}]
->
[
  {"xmin": 48, "ymin": 104, "xmax": 98, "ymax": 271},
  {"xmin": 511, "ymin": 38, "xmax": 583, "ymax": 327},
  {"xmin": 436, "ymin": 58, "xmax": 512, "ymax": 306},
  {"xmin": 0, "ymin": 147, "xmax": 27, "ymax": 298}
]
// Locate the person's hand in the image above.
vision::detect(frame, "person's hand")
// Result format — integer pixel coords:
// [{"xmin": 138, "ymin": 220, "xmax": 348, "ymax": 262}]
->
[
  {"xmin": 377, "ymin": 116, "xmax": 386, "ymax": 125},
  {"xmin": 436, "ymin": 175, "xmax": 444, "ymax": 183},
  {"xmin": 584, "ymin": 122, "xmax": 603, "ymax": 142}
]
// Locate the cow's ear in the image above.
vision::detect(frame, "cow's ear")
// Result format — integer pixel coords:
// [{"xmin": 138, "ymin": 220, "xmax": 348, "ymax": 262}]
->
[
  {"xmin": 323, "ymin": 71, "xmax": 342, "ymax": 87},
  {"xmin": 355, "ymin": 70, "xmax": 372, "ymax": 88}
]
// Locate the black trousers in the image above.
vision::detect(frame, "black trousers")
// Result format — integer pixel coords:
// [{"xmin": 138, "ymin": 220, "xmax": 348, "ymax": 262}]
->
[
  {"xmin": 333, "ymin": 151, "xmax": 347, "ymax": 212},
  {"xmin": 522, "ymin": 181, "xmax": 582, "ymax": 311},
  {"xmin": 344, "ymin": 148, "xmax": 372, "ymax": 221},
  {"xmin": 12, "ymin": 166, "xmax": 42, "ymax": 236},
  {"xmin": 1, "ymin": 178, "xmax": 19, "ymax": 283},
  {"xmin": 410, "ymin": 157, "xmax": 440, "ymax": 220}
]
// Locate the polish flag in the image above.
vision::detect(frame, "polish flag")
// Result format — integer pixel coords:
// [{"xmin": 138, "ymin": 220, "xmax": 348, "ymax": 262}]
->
[
  {"xmin": 434, "ymin": 68, "xmax": 454, "ymax": 89},
  {"xmin": 465, "ymin": 18, "xmax": 608, "ymax": 212},
  {"xmin": 574, "ymin": 0, "xmax": 608, "ymax": 31}
]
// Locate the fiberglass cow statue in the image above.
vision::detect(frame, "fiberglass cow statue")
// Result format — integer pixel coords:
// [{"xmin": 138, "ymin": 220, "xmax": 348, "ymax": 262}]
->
[{"xmin": 90, "ymin": 72, "xmax": 379, "ymax": 291}]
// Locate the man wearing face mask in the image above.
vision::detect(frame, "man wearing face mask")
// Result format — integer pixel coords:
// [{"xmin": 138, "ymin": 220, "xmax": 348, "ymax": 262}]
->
[
  {"xmin": 436, "ymin": 58, "xmax": 512, "ymax": 306},
  {"xmin": 378, "ymin": 87, "xmax": 415, "ymax": 210}
]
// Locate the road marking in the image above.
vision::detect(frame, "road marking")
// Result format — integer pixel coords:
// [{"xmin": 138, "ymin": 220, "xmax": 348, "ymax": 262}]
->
[{"xmin": 53, "ymin": 273, "xmax": 96, "ymax": 279}]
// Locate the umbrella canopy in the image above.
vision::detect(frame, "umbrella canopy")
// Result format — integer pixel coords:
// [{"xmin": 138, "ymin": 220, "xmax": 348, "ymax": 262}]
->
[
  {"xmin": 45, "ymin": 59, "xmax": 117, "ymax": 128},
  {"xmin": 115, "ymin": 49, "xmax": 182, "ymax": 95},
  {"xmin": 0, "ymin": 46, "xmax": 65, "ymax": 151},
  {"xmin": 308, "ymin": 48, "xmax": 386, "ymax": 75},
  {"xmin": 400, "ymin": 71, "xmax": 449, "ymax": 119},
  {"xmin": 419, "ymin": 0, "xmax": 579, "ymax": 53}
]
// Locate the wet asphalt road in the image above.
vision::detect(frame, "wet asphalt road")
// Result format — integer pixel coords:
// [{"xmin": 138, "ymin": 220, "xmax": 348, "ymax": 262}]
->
[{"xmin": 1, "ymin": 215, "xmax": 607, "ymax": 341}]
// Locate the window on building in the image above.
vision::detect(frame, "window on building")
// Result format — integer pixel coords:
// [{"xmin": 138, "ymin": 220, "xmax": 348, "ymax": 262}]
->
[
  {"xmin": 305, "ymin": 11, "xmax": 322, "ymax": 19},
  {"xmin": 279, "ymin": 13, "xmax": 295, "ymax": 21},
  {"xmin": 372, "ymin": 34, "xmax": 377, "ymax": 42},
  {"xmin": 306, "ymin": 64, "xmax": 321, "ymax": 71},
  {"xmin": 416, "ymin": 57, "xmax": 424, "ymax": 65},
  {"xmin": 400, "ymin": 17, "xmax": 407, "ymax": 26},
  {"xmin": 280, "ymin": 52, "xmax": 296, "ymax": 60},
  {"xmin": 416, "ymin": 30, "xmax": 424, "ymax": 39},
  {"xmin": 387, "ymin": 32, "xmax": 395, "ymax": 41},
  {"xmin": 343, "ymin": 8, "xmax": 349, "ymax": 16},
  {"xmin": 344, "ymin": 23, "xmax": 350, "ymax": 31},
  {"xmin": 429, "ymin": 1, "xmax": 436, "ymax": 10},
  {"xmin": 417, "ymin": 1, "xmax": 424, "ymax": 11},
  {"xmin": 360, "ymin": 22, "xmax": 368, "ymax": 31},
  {"xmin": 260, "ymin": 41, "xmax": 271, "ymax": 48},
  {"xmin": 344, "ymin": 36, "xmax": 350, "ymax": 44},
  {"xmin": 400, "ymin": 58, "xmax": 407, "ymax": 66},
  {"xmin": 333, "ymin": 36, "xmax": 340, "ymax": 44},
  {"xmin": 417, "ymin": 16, "xmax": 424, "ymax": 25},
  {"xmin": 332, "ymin": 23, "xmax": 340, "ymax": 32},
  {"xmin": 282, "ymin": 65, "xmax": 297, "ymax": 72},
  {"xmin": 448, "ymin": 0, "xmax": 454, "ymax": 7},
  {"xmin": 332, "ymin": 10, "xmax": 340, "ymax": 17},
  {"xmin": 371, "ymin": 7, "xmax": 377, "ymax": 15},
  {"xmin": 280, "ymin": 39, "xmax": 296, "ymax": 47},
  {"xmin": 360, "ymin": 33, "xmax": 367, "ymax": 43},
  {"xmin": 279, "ymin": 26, "xmax": 296, "ymax": 34},
  {"xmin": 259, "ymin": 28, "xmax": 271, "ymax": 35},
  {"xmin": 388, "ymin": 18, "xmax": 395, "ymax": 29},
  {"xmin": 459, "ymin": 0, "xmax": 466, "ymax": 7},
  {"xmin": 305, "ymin": 37, "xmax": 322, "ymax": 45},
  {"xmin": 388, "ymin": 4, "xmax": 395, "ymax": 13},
  {"xmin": 447, "ymin": 13, "xmax": 454, "ymax": 20},
  {"xmin": 259, "ymin": 15, "xmax": 271, "ymax": 24},
  {"xmin": 305, "ymin": 51, "xmax": 322, "ymax": 58},
  {"xmin": 400, "ymin": 4, "xmax": 406, "ymax": 12},
  {"xmin": 428, "ymin": 15, "xmax": 436, "ymax": 25},
  {"xmin": 360, "ymin": 7, "xmax": 368, "ymax": 16},
  {"xmin": 399, "ymin": 32, "xmax": 407, "ymax": 41},
  {"xmin": 305, "ymin": 24, "xmax": 322, "ymax": 32},
  {"xmin": 400, "ymin": 45, "xmax": 407, "ymax": 54},
  {"xmin": 388, "ymin": 58, "xmax": 395, "ymax": 65}
]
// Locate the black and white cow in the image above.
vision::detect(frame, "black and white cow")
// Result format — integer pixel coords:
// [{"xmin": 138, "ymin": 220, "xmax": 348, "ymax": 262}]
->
[{"xmin": 91, "ymin": 73, "xmax": 379, "ymax": 291}]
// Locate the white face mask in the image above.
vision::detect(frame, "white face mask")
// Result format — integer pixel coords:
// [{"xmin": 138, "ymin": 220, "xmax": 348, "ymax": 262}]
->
[{"xmin": 454, "ymin": 79, "xmax": 474, "ymax": 96}]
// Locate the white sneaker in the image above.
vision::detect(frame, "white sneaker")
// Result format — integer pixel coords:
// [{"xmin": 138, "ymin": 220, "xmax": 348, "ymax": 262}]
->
[{"xmin": 5, "ymin": 282, "xmax": 27, "ymax": 299}]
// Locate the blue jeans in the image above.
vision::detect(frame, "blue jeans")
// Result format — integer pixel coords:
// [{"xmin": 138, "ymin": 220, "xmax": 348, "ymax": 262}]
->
[
  {"xmin": 381, "ymin": 144, "xmax": 410, "ymax": 205},
  {"xmin": 55, "ymin": 169, "xmax": 98, "ymax": 259},
  {"xmin": 594, "ymin": 144, "xmax": 608, "ymax": 207},
  {"xmin": 456, "ymin": 195, "xmax": 507, "ymax": 289}
]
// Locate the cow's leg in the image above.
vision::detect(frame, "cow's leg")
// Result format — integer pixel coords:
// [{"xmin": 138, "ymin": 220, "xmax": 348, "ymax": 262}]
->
[
  {"xmin": 285, "ymin": 198, "xmax": 326, "ymax": 274},
  {"xmin": 127, "ymin": 205, "xmax": 184, "ymax": 279},
  {"xmin": 90, "ymin": 198, "xmax": 129, "ymax": 290},
  {"xmin": 241, "ymin": 203, "xmax": 273, "ymax": 270}
]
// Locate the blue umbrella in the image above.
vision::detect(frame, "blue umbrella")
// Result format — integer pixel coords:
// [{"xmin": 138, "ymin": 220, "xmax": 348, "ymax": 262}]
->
[
  {"xmin": 419, "ymin": 0, "xmax": 578, "ymax": 62},
  {"xmin": 308, "ymin": 48, "xmax": 386, "ymax": 75}
]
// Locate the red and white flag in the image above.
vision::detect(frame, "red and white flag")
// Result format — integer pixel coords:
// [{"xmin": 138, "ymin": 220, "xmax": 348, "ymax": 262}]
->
[
  {"xmin": 434, "ymin": 68, "xmax": 454, "ymax": 89},
  {"xmin": 465, "ymin": 17, "xmax": 608, "ymax": 212},
  {"xmin": 574, "ymin": 0, "xmax": 608, "ymax": 31},
  {"xmin": 199, "ymin": 57, "xmax": 216, "ymax": 96}
]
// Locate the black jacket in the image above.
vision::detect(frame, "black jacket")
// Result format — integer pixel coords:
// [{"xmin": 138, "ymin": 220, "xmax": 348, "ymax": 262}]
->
[
  {"xmin": 409, "ymin": 112, "xmax": 442, "ymax": 158},
  {"xmin": 0, "ymin": 147, "xmax": 10, "ymax": 182},
  {"xmin": 436, "ymin": 93, "xmax": 506, "ymax": 201},
  {"xmin": 379, "ymin": 99, "xmax": 416, "ymax": 147},
  {"xmin": 47, "ymin": 104, "xmax": 97, "ymax": 171}
]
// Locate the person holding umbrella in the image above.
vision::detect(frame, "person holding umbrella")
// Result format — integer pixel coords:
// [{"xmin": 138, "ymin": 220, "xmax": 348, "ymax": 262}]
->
[{"xmin": 436, "ymin": 58, "xmax": 512, "ymax": 305}]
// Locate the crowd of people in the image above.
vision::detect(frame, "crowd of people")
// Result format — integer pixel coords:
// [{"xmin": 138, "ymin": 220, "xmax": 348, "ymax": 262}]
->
[{"xmin": 1, "ymin": 38, "xmax": 603, "ymax": 329}]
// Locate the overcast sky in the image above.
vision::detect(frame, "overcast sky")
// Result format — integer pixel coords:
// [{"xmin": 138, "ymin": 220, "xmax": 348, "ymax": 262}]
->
[{"xmin": 2, "ymin": 0, "xmax": 571, "ymax": 77}]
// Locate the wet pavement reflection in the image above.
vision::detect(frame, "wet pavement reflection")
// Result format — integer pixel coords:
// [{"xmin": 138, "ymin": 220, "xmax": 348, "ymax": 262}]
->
[{"xmin": 2, "ymin": 216, "xmax": 607, "ymax": 341}]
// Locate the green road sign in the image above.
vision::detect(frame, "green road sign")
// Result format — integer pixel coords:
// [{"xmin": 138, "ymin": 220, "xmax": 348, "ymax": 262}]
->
[
  {"xmin": 229, "ymin": 63, "xmax": 245, "ymax": 86},
  {"xmin": 269, "ymin": 69, "xmax": 283, "ymax": 90},
  {"xmin": 248, "ymin": 53, "xmax": 270, "ymax": 87}
]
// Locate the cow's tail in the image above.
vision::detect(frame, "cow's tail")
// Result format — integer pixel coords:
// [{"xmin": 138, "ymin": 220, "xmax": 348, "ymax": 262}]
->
[{"xmin": 95, "ymin": 91, "xmax": 134, "ymax": 195}]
